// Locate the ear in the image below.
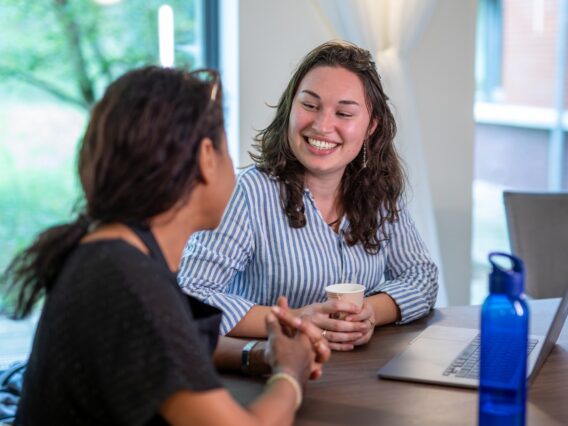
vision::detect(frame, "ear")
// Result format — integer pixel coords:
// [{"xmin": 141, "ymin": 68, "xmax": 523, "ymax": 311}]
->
[
  {"xmin": 367, "ymin": 118, "xmax": 378, "ymax": 137},
  {"xmin": 197, "ymin": 138, "xmax": 216, "ymax": 185}
]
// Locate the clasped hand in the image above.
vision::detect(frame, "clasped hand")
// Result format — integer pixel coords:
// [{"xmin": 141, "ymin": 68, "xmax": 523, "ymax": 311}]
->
[
  {"xmin": 293, "ymin": 299, "xmax": 376, "ymax": 351},
  {"xmin": 265, "ymin": 296, "xmax": 331, "ymax": 380}
]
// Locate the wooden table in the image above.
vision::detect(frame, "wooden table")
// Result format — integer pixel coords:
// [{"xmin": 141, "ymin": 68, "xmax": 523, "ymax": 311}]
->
[{"xmin": 222, "ymin": 299, "xmax": 568, "ymax": 425}]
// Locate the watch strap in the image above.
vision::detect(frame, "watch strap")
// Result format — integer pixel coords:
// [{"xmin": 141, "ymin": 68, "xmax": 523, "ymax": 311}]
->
[{"xmin": 241, "ymin": 340, "xmax": 260, "ymax": 374}]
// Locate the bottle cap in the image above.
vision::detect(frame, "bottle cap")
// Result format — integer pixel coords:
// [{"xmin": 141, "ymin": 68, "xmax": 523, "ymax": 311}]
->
[{"xmin": 488, "ymin": 252, "xmax": 525, "ymax": 295}]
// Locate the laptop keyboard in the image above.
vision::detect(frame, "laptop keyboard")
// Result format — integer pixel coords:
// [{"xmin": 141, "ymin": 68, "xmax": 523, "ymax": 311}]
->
[{"xmin": 443, "ymin": 334, "xmax": 539, "ymax": 379}]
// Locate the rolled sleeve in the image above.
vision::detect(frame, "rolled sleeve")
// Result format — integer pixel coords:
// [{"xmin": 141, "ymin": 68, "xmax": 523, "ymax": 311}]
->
[
  {"xmin": 376, "ymin": 208, "xmax": 439, "ymax": 323},
  {"xmin": 177, "ymin": 185, "xmax": 256, "ymax": 334}
]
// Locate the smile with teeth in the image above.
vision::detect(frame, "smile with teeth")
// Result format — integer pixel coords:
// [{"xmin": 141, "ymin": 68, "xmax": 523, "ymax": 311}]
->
[{"xmin": 306, "ymin": 137, "xmax": 339, "ymax": 150}]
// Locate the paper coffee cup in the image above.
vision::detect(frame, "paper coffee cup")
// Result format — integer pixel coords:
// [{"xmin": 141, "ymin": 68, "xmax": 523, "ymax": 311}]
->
[{"xmin": 325, "ymin": 283, "xmax": 365, "ymax": 320}]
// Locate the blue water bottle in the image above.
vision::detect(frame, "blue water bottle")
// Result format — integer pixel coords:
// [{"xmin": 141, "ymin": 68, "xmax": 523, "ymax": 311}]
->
[{"xmin": 478, "ymin": 252, "xmax": 529, "ymax": 426}]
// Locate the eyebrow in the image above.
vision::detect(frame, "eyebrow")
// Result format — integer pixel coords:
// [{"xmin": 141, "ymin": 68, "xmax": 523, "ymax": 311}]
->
[{"xmin": 300, "ymin": 90, "xmax": 361, "ymax": 107}]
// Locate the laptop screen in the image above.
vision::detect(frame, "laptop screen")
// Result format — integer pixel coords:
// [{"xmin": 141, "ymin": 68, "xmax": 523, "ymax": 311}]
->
[{"xmin": 528, "ymin": 287, "xmax": 568, "ymax": 382}]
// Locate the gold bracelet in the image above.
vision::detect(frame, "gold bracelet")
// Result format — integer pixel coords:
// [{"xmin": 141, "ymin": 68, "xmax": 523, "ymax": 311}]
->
[{"xmin": 266, "ymin": 372, "xmax": 302, "ymax": 409}]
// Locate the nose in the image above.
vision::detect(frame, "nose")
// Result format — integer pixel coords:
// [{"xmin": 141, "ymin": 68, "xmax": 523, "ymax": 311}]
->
[{"xmin": 312, "ymin": 110, "xmax": 334, "ymax": 134}]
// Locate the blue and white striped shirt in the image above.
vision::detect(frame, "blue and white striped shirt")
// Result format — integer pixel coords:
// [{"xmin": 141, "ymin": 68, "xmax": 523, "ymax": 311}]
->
[{"xmin": 178, "ymin": 166, "xmax": 438, "ymax": 335}]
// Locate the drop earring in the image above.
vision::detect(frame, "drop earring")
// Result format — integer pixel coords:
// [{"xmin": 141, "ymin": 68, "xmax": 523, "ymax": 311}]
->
[{"xmin": 362, "ymin": 142, "xmax": 367, "ymax": 169}]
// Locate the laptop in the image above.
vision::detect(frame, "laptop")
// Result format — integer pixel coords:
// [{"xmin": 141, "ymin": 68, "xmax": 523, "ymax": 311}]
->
[{"xmin": 377, "ymin": 288, "xmax": 568, "ymax": 388}]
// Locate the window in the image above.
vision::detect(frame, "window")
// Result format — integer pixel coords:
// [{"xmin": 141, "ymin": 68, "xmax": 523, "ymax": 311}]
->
[
  {"xmin": 0, "ymin": 1, "xmax": 218, "ymax": 275},
  {"xmin": 476, "ymin": 0, "xmax": 504, "ymax": 102},
  {"xmin": 472, "ymin": 0, "xmax": 568, "ymax": 303}
]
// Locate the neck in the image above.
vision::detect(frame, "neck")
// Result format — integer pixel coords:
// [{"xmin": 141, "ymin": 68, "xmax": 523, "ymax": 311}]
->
[
  {"xmin": 150, "ymin": 219, "xmax": 195, "ymax": 272},
  {"xmin": 305, "ymin": 172, "xmax": 342, "ymax": 201},
  {"xmin": 150, "ymin": 200, "xmax": 212, "ymax": 272},
  {"xmin": 83, "ymin": 195, "xmax": 213, "ymax": 273},
  {"xmin": 305, "ymin": 172, "xmax": 343, "ymax": 223}
]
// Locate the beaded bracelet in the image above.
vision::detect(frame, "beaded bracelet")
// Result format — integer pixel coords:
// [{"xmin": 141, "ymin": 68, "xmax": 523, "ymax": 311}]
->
[{"xmin": 266, "ymin": 372, "xmax": 302, "ymax": 409}]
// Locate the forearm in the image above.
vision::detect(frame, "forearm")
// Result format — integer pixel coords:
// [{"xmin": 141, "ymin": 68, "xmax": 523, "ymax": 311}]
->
[
  {"xmin": 367, "ymin": 293, "xmax": 400, "ymax": 325},
  {"xmin": 248, "ymin": 380, "xmax": 298, "ymax": 426},
  {"xmin": 161, "ymin": 385, "xmax": 297, "ymax": 426},
  {"xmin": 213, "ymin": 336, "xmax": 248, "ymax": 372},
  {"xmin": 213, "ymin": 337, "xmax": 270, "ymax": 375},
  {"xmin": 228, "ymin": 305, "xmax": 272, "ymax": 338},
  {"xmin": 378, "ymin": 263, "xmax": 438, "ymax": 323}
]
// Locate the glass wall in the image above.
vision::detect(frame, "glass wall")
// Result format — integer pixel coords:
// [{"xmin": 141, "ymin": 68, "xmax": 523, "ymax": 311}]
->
[
  {"xmin": 472, "ymin": 0, "xmax": 567, "ymax": 302},
  {"xmin": 0, "ymin": 0, "xmax": 210, "ymax": 275}
]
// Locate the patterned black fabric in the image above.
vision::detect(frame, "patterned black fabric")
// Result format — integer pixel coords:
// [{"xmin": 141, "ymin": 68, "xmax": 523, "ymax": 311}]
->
[{"xmin": 15, "ymin": 238, "xmax": 222, "ymax": 425}]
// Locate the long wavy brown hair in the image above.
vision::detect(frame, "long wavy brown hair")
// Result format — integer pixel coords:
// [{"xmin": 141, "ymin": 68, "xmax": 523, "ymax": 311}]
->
[
  {"xmin": 1, "ymin": 66, "xmax": 225, "ymax": 318},
  {"xmin": 251, "ymin": 41, "xmax": 405, "ymax": 255}
]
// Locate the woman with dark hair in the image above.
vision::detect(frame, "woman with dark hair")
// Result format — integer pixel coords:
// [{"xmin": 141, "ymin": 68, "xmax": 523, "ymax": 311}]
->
[
  {"xmin": 179, "ymin": 41, "xmax": 438, "ymax": 351},
  {"xmin": 2, "ymin": 66, "xmax": 329, "ymax": 425}
]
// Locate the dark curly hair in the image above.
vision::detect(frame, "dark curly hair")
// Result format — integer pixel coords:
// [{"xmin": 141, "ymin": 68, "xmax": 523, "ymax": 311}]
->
[
  {"xmin": 2, "ymin": 66, "xmax": 225, "ymax": 318},
  {"xmin": 251, "ymin": 41, "xmax": 405, "ymax": 255}
]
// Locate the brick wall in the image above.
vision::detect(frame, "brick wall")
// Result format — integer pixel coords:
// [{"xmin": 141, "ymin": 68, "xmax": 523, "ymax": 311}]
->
[{"xmin": 502, "ymin": 0, "xmax": 568, "ymax": 107}]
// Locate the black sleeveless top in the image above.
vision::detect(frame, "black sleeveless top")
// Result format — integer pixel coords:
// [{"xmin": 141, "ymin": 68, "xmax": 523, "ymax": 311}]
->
[
  {"xmin": 128, "ymin": 222, "xmax": 222, "ymax": 355},
  {"xmin": 16, "ymin": 224, "xmax": 223, "ymax": 425}
]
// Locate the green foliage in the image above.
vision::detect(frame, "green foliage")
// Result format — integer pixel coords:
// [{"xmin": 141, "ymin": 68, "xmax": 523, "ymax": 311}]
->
[
  {"xmin": 0, "ymin": 1, "xmax": 201, "ymax": 304},
  {"xmin": 0, "ymin": 92, "xmax": 85, "ymax": 274},
  {"xmin": 0, "ymin": 0, "xmax": 200, "ymax": 109}
]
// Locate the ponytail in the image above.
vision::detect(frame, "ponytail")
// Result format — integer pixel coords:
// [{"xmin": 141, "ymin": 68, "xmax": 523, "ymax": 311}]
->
[{"xmin": 1, "ymin": 214, "xmax": 91, "ymax": 319}]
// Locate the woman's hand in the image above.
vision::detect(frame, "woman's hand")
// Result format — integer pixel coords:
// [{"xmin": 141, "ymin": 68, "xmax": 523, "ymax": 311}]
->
[
  {"xmin": 292, "ymin": 300, "xmax": 376, "ymax": 351},
  {"xmin": 263, "ymin": 313, "xmax": 315, "ymax": 386},
  {"xmin": 343, "ymin": 301, "xmax": 376, "ymax": 346},
  {"xmin": 270, "ymin": 297, "xmax": 331, "ymax": 379}
]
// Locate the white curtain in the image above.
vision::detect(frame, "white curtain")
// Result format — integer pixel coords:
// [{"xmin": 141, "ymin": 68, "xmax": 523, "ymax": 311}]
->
[{"xmin": 312, "ymin": 0, "xmax": 448, "ymax": 307}]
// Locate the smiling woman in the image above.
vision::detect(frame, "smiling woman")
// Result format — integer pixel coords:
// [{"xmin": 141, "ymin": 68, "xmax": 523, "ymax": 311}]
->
[
  {"xmin": 2, "ymin": 66, "xmax": 329, "ymax": 426},
  {"xmin": 288, "ymin": 66, "xmax": 374, "ymax": 182},
  {"xmin": 178, "ymin": 41, "xmax": 439, "ymax": 352}
]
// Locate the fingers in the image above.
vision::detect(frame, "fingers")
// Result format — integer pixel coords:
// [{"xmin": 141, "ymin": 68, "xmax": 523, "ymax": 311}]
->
[
  {"xmin": 271, "ymin": 302, "xmax": 363, "ymax": 335},
  {"xmin": 295, "ymin": 317, "xmax": 331, "ymax": 364},
  {"xmin": 271, "ymin": 306, "xmax": 331, "ymax": 366},
  {"xmin": 309, "ymin": 333, "xmax": 331, "ymax": 364},
  {"xmin": 328, "ymin": 342, "xmax": 355, "ymax": 351},
  {"xmin": 271, "ymin": 301, "xmax": 372, "ymax": 353},
  {"xmin": 277, "ymin": 296, "xmax": 289, "ymax": 310},
  {"xmin": 317, "ymin": 317, "xmax": 370, "ymax": 333},
  {"xmin": 310, "ymin": 369, "xmax": 321, "ymax": 380},
  {"xmin": 322, "ymin": 329, "xmax": 364, "ymax": 343},
  {"xmin": 318, "ymin": 300, "xmax": 362, "ymax": 315},
  {"xmin": 312, "ymin": 301, "xmax": 369, "ymax": 333},
  {"xmin": 344, "ymin": 301, "xmax": 374, "ymax": 323},
  {"xmin": 271, "ymin": 306, "xmax": 301, "ymax": 329},
  {"xmin": 290, "ymin": 313, "xmax": 325, "ymax": 343},
  {"xmin": 350, "ymin": 329, "xmax": 375, "ymax": 346},
  {"xmin": 265, "ymin": 313, "xmax": 283, "ymax": 338},
  {"xmin": 309, "ymin": 363, "xmax": 324, "ymax": 380},
  {"xmin": 271, "ymin": 304, "xmax": 299, "ymax": 338},
  {"xmin": 344, "ymin": 312, "xmax": 371, "ymax": 322}
]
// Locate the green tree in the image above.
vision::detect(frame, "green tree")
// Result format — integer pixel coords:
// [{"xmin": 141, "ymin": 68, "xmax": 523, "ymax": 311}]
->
[
  {"xmin": 0, "ymin": 0, "xmax": 201, "ymax": 295},
  {"xmin": 0, "ymin": 0, "xmax": 200, "ymax": 109}
]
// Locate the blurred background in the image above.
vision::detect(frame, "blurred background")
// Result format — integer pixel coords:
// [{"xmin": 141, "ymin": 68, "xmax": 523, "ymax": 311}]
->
[
  {"xmin": 0, "ymin": 0, "xmax": 566, "ymax": 308},
  {"xmin": 0, "ymin": 0, "xmax": 209, "ymax": 287}
]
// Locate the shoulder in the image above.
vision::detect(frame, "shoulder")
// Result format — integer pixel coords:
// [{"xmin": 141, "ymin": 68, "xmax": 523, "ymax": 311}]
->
[
  {"xmin": 235, "ymin": 165, "xmax": 279, "ymax": 197},
  {"xmin": 75, "ymin": 240, "xmax": 157, "ymax": 277},
  {"xmin": 54, "ymin": 241, "xmax": 201, "ymax": 345},
  {"xmin": 237, "ymin": 165, "xmax": 276, "ymax": 185},
  {"xmin": 62, "ymin": 241, "xmax": 173, "ymax": 303},
  {"xmin": 377, "ymin": 197, "xmax": 408, "ymax": 221}
]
